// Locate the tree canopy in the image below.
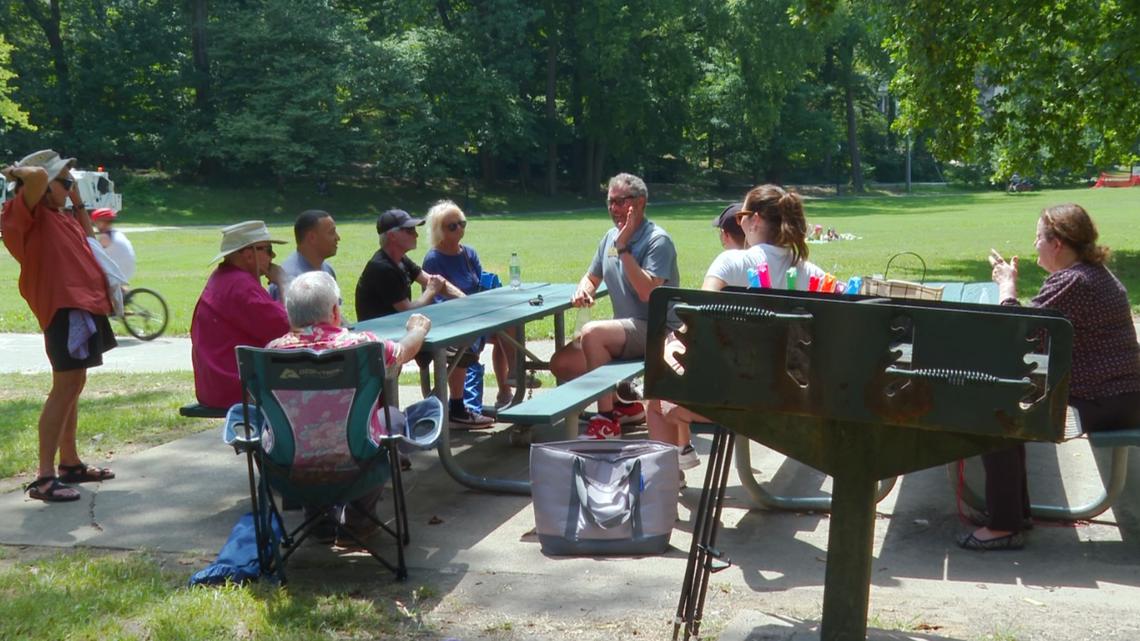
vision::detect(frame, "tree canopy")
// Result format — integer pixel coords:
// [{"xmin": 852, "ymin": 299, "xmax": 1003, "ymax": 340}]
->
[{"xmin": 0, "ymin": 1, "xmax": 1133, "ymax": 191}]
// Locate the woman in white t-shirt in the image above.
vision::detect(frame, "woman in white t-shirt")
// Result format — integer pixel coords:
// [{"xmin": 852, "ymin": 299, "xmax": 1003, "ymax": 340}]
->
[
  {"xmin": 703, "ymin": 185, "xmax": 822, "ymax": 291},
  {"xmin": 649, "ymin": 185, "xmax": 821, "ymax": 477}
]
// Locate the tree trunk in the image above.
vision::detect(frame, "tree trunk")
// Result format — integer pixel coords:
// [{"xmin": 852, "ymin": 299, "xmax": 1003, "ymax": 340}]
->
[
  {"xmin": 23, "ymin": 0, "xmax": 72, "ymax": 136},
  {"xmin": 544, "ymin": 6, "xmax": 559, "ymax": 197},
  {"xmin": 191, "ymin": 0, "xmax": 210, "ymax": 112},
  {"xmin": 845, "ymin": 79, "xmax": 863, "ymax": 193},
  {"xmin": 581, "ymin": 137, "xmax": 595, "ymax": 196},
  {"xmin": 591, "ymin": 140, "xmax": 606, "ymax": 194},
  {"xmin": 841, "ymin": 40, "xmax": 864, "ymax": 193}
]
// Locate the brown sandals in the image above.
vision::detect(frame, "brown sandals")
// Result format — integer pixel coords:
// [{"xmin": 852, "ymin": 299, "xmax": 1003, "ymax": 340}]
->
[
  {"xmin": 58, "ymin": 462, "xmax": 116, "ymax": 484},
  {"xmin": 25, "ymin": 476, "xmax": 81, "ymax": 502}
]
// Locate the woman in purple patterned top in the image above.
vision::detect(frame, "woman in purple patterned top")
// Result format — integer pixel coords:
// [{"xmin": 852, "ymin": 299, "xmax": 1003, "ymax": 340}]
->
[{"xmin": 960, "ymin": 204, "xmax": 1140, "ymax": 550}]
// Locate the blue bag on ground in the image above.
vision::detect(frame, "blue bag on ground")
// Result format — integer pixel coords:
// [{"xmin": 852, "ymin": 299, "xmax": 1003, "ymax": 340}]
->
[
  {"xmin": 188, "ymin": 511, "xmax": 284, "ymax": 586},
  {"xmin": 464, "ymin": 272, "xmax": 503, "ymax": 411}
]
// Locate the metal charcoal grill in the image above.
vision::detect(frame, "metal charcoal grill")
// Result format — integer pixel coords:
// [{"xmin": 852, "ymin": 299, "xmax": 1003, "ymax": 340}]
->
[{"xmin": 646, "ymin": 287, "xmax": 1072, "ymax": 641}]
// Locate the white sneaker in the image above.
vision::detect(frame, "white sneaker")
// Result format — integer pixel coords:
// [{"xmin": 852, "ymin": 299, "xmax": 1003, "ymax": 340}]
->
[
  {"xmin": 677, "ymin": 443, "xmax": 699, "ymax": 470},
  {"xmin": 450, "ymin": 408, "xmax": 495, "ymax": 430}
]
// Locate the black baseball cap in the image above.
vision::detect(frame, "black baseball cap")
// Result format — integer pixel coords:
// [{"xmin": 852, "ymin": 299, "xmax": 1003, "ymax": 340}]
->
[
  {"xmin": 714, "ymin": 202, "xmax": 744, "ymax": 237},
  {"xmin": 377, "ymin": 209, "xmax": 425, "ymax": 234}
]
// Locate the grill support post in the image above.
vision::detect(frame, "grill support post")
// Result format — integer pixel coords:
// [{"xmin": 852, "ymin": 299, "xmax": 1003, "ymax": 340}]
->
[{"xmin": 820, "ymin": 462, "xmax": 878, "ymax": 641}]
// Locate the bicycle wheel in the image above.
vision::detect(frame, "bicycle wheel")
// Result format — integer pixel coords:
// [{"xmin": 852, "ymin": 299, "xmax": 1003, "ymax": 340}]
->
[{"xmin": 122, "ymin": 287, "xmax": 169, "ymax": 341}]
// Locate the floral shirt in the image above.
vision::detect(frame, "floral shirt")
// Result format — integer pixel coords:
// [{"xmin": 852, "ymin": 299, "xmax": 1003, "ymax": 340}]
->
[{"xmin": 266, "ymin": 321, "xmax": 401, "ymax": 366}]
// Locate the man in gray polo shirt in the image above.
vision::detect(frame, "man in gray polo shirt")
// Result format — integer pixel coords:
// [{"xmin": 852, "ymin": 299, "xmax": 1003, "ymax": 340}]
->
[
  {"xmin": 550, "ymin": 172, "xmax": 680, "ymax": 439},
  {"xmin": 269, "ymin": 209, "xmax": 340, "ymax": 301}
]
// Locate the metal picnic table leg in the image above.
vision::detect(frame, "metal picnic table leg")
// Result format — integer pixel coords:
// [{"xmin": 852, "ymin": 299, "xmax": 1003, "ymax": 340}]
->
[
  {"xmin": 734, "ymin": 438, "xmax": 898, "ymax": 512},
  {"xmin": 434, "ymin": 348, "xmax": 531, "ymax": 495}
]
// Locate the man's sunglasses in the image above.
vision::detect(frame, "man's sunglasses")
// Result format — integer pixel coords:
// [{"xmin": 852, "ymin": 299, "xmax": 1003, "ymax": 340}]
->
[
  {"xmin": 54, "ymin": 177, "xmax": 75, "ymax": 191},
  {"xmin": 250, "ymin": 244, "xmax": 276, "ymax": 258},
  {"xmin": 446, "ymin": 220, "xmax": 468, "ymax": 232}
]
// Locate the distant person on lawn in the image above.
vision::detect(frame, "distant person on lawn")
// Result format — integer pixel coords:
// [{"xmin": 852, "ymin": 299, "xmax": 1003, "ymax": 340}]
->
[
  {"xmin": 549, "ymin": 172, "xmax": 681, "ymax": 439},
  {"xmin": 190, "ymin": 221, "xmax": 290, "ymax": 408},
  {"xmin": 353, "ymin": 209, "xmax": 491, "ymax": 428},
  {"xmin": 269, "ymin": 209, "xmax": 340, "ymax": 301},
  {"xmin": 2, "ymin": 150, "xmax": 117, "ymax": 502},
  {"xmin": 91, "ymin": 207, "xmax": 136, "ymax": 282}
]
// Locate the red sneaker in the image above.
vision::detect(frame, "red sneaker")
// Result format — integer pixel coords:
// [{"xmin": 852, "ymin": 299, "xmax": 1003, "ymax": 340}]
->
[
  {"xmin": 582, "ymin": 415, "xmax": 621, "ymax": 440},
  {"xmin": 611, "ymin": 401, "xmax": 646, "ymax": 425}
]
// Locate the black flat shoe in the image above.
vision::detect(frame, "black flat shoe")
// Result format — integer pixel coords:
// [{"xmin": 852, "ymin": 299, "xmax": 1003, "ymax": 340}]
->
[{"xmin": 957, "ymin": 531, "xmax": 1025, "ymax": 551}]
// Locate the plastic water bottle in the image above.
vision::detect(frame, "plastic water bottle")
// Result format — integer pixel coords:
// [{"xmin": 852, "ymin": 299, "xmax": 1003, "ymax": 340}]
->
[
  {"xmin": 573, "ymin": 306, "xmax": 590, "ymax": 342},
  {"xmin": 509, "ymin": 252, "xmax": 521, "ymax": 289}
]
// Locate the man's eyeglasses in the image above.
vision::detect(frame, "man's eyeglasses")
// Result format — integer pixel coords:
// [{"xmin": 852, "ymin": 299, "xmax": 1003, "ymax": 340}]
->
[
  {"xmin": 54, "ymin": 177, "xmax": 75, "ymax": 191},
  {"xmin": 607, "ymin": 195, "xmax": 637, "ymax": 206},
  {"xmin": 446, "ymin": 220, "xmax": 468, "ymax": 232},
  {"xmin": 251, "ymin": 244, "xmax": 275, "ymax": 258}
]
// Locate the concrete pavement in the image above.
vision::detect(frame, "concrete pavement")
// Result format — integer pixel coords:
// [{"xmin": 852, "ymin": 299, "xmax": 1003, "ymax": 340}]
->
[
  {"xmin": 1, "ymin": 413, "xmax": 1138, "ymax": 640},
  {"xmin": 2, "ymin": 331, "xmax": 1140, "ymax": 640}
]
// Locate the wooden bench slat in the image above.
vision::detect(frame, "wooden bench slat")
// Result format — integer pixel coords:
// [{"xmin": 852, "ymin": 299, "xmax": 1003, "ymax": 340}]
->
[{"xmin": 498, "ymin": 360, "xmax": 644, "ymax": 425}]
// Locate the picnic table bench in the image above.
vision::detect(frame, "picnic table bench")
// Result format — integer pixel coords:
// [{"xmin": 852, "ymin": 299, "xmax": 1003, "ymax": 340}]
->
[
  {"xmin": 955, "ymin": 408, "xmax": 1140, "ymax": 521},
  {"xmin": 496, "ymin": 359, "xmax": 644, "ymax": 444}
]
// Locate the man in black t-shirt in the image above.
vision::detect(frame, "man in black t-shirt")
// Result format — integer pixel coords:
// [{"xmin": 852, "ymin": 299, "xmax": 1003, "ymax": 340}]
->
[
  {"xmin": 355, "ymin": 209, "xmax": 447, "ymax": 320},
  {"xmin": 355, "ymin": 208, "xmax": 491, "ymax": 427}
]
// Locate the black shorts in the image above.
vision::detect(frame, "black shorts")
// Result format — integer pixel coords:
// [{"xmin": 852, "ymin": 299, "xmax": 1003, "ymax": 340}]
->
[{"xmin": 44, "ymin": 308, "xmax": 117, "ymax": 372}]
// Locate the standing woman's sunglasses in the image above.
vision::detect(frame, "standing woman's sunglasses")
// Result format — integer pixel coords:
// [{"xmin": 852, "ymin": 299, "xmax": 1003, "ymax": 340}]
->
[
  {"xmin": 446, "ymin": 220, "xmax": 468, "ymax": 232},
  {"xmin": 54, "ymin": 177, "xmax": 75, "ymax": 191}
]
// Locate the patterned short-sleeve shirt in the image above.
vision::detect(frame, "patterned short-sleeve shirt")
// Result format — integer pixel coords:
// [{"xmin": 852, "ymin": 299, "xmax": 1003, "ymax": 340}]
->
[
  {"xmin": 266, "ymin": 321, "xmax": 401, "ymax": 366},
  {"xmin": 1017, "ymin": 262, "xmax": 1140, "ymax": 400}
]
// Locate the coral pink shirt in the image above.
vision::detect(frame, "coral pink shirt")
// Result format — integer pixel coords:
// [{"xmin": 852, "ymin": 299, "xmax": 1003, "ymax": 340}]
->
[
  {"xmin": 266, "ymin": 321, "xmax": 401, "ymax": 366},
  {"xmin": 1, "ymin": 192, "xmax": 111, "ymax": 328},
  {"xmin": 191, "ymin": 263, "xmax": 290, "ymax": 407}
]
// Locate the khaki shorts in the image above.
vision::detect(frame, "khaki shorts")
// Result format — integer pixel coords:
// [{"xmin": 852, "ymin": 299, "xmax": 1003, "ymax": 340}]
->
[{"xmin": 617, "ymin": 318, "xmax": 648, "ymax": 360}]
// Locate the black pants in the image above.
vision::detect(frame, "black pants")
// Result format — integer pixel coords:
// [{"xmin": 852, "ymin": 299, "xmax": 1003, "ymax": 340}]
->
[{"xmin": 982, "ymin": 391, "xmax": 1140, "ymax": 531}]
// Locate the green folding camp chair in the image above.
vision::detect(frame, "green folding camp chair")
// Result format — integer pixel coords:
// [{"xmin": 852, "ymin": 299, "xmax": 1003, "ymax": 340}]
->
[{"xmin": 231, "ymin": 342, "xmax": 440, "ymax": 582}]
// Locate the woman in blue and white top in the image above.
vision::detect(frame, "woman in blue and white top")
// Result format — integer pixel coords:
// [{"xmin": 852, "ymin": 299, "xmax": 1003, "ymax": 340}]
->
[{"xmin": 423, "ymin": 200, "xmax": 516, "ymax": 420}]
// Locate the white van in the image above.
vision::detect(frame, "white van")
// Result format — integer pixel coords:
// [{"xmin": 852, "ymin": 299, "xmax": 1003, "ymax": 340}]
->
[{"xmin": 2, "ymin": 168, "xmax": 121, "ymax": 211}]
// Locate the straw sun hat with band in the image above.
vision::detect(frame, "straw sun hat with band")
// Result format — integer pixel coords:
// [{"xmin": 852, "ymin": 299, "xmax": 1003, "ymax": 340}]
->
[{"xmin": 210, "ymin": 220, "xmax": 286, "ymax": 264}]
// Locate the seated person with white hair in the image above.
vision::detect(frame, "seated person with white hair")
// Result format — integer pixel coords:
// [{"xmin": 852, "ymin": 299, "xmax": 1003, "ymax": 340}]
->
[{"xmin": 266, "ymin": 270, "xmax": 432, "ymax": 546}]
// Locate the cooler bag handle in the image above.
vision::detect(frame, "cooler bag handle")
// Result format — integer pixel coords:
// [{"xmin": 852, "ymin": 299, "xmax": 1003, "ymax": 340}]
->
[{"xmin": 568, "ymin": 457, "xmax": 643, "ymax": 535}]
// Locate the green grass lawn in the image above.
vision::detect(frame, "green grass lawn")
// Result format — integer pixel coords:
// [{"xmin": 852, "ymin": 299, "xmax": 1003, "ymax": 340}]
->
[
  {"xmin": 2, "ymin": 186, "xmax": 1138, "ymax": 338},
  {"xmin": 0, "ymin": 549, "xmax": 437, "ymax": 641},
  {"xmin": 0, "ymin": 371, "xmax": 206, "ymax": 480}
]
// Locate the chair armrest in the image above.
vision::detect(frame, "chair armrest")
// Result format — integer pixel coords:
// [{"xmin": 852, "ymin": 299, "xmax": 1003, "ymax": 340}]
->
[{"xmin": 386, "ymin": 397, "xmax": 443, "ymax": 451}]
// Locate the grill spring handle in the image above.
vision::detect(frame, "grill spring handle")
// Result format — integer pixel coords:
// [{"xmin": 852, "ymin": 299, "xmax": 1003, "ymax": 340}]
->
[
  {"xmin": 884, "ymin": 366, "xmax": 1031, "ymax": 388},
  {"xmin": 675, "ymin": 303, "xmax": 813, "ymax": 324}
]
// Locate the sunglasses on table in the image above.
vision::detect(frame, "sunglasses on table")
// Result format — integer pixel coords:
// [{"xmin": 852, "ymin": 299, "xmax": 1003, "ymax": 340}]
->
[
  {"xmin": 446, "ymin": 220, "xmax": 468, "ymax": 232},
  {"xmin": 54, "ymin": 177, "xmax": 75, "ymax": 191}
]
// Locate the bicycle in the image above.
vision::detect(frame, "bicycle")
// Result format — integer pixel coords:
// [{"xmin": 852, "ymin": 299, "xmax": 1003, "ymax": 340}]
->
[{"xmin": 116, "ymin": 287, "xmax": 170, "ymax": 341}]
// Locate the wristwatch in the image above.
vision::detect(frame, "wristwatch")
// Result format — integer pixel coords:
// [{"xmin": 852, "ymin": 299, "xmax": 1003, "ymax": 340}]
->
[{"xmin": 616, "ymin": 244, "xmax": 631, "ymax": 255}]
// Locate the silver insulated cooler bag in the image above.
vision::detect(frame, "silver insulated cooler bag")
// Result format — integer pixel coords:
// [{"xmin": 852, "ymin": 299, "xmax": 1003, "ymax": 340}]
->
[{"xmin": 530, "ymin": 439, "xmax": 680, "ymax": 555}]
